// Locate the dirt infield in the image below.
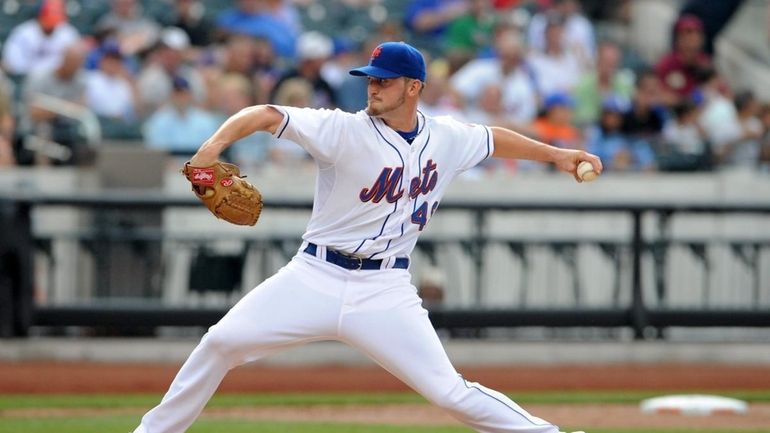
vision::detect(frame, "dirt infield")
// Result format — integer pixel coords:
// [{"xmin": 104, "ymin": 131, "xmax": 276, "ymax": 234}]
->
[
  {"xmin": 2, "ymin": 361, "xmax": 770, "ymax": 394},
  {"xmin": 3, "ymin": 362, "xmax": 770, "ymax": 430},
  {"xmin": 5, "ymin": 403, "xmax": 770, "ymax": 430}
]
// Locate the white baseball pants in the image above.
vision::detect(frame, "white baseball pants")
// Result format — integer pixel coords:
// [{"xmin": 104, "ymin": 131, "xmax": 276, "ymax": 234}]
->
[{"xmin": 135, "ymin": 253, "xmax": 559, "ymax": 433}]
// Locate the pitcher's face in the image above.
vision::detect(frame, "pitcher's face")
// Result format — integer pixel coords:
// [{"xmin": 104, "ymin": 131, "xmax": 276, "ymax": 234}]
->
[{"xmin": 365, "ymin": 77, "xmax": 409, "ymax": 117}]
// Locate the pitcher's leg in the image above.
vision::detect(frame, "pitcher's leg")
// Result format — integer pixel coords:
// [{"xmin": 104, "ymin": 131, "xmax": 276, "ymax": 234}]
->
[
  {"xmin": 340, "ymin": 290, "xmax": 558, "ymax": 433},
  {"xmin": 138, "ymin": 258, "xmax": 342, "ymax": 433}
]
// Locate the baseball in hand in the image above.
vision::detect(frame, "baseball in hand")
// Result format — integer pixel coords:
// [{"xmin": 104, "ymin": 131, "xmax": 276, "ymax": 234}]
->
[{"xmin": 577, "ymin": 161, "xmax": 599, "ymax": 182}]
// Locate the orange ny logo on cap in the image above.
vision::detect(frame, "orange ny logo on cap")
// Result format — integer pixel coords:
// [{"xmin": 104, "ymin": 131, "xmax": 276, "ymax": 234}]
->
[{"xmin": 371, "ymin": 46, "xmax": 382, "ymax": 59}]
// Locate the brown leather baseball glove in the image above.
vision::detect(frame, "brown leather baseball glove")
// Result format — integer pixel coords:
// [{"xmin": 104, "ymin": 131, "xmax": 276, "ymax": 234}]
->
[{"xmin": 182, "ymin": 161, "xmax": 263, "ymax": 226}]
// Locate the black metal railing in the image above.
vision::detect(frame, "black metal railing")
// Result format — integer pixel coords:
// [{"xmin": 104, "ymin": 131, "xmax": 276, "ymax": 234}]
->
[{"xmin": 1, "ymin": 191, "xmax": 769, "ymax": 339}]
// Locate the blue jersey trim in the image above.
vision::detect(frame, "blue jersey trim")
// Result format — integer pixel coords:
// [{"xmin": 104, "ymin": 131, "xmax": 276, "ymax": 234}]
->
[
  {"xmin": 368, "ymin": 239, "xmax": 392, "ymax": 260},
  {"xmin": 396, "ymin": 123, "xmax": 419, "ymax": 143},
  {"xmin": 461, "ymin": 376, "xmax": 556, "ymax": 428},
  {"xmin": 413, "ymin": 130, "xmax": 432, "ymax": 214},
  {"xmin": 417, "ymin": 110, "xmax": 428, "ymax": 135},
  {"xmin": 369, "ymin": 119, "xmax": 429, "ymax": 259},
  {"xmin": 276, "ymin": 109, "xmax": 290, "ymax": 138},
  {"xmin": 369, "ymin": 130, "xmax": 431, "ymax": 260},
  {"xmin": 353, "ymin": 117, "xmax": 404, "ymax": 255},
  {"xmin": 416, "ymin": 110, "xmax": 426, "ymax": 135}
]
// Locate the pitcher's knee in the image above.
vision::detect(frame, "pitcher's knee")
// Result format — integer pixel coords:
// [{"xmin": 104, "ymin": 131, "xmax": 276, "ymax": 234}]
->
[{"xmin": 200, "ymin": 327, "xmax": 243, "ymax": 361}]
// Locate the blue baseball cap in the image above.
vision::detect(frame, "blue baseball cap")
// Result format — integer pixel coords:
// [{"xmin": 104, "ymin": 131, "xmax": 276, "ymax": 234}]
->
[
  {"xmin": 349, "ymin": 42, "xmax": 426, "ymax": 82},
  {"xmin": 100, "ymin": 39, "xmax": 123, "ymax": 58},
  {"xmin": 172, "ymin": 76, "xmax": 190, "ymax": 91},
  {"xmin": 544, "ymin": 92, "xmax": 574, "ymax": 110}
]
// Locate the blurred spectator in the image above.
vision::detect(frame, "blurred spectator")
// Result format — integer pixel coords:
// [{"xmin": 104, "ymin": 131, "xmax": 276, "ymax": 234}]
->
[
  {"xmin": 594, "ymin": 0, "xmax": 647, "ymax": 72},
  {"xmin": 678, "ymin": 0, "xmax": 744, "ymax": 56},
  {"xmin": 522, "ymin": 91, "xmax": 583, "ymax": 173},
  {"xmin": 450, "ymin": 27, "xmax": 538, "ymax": 126},
  {"xmin": 273, "ymin": 77, "xmax": 313, "ymax": 109},
  {"xmin": 661, "ymin": 100, "xmax": 709, "ymax": 170},
  {"xmin": 697, "ymin": 67, "xmax": 736, "ymax": 148},
  {"xmin": 760, "ymin": 103, "xmax": 770, "ymax": 171},
  {"xmin": 376, "ymin": 18, "xmax": 407, "ymax": 43},
  {"xmin": 527, "ymin": 13, "xmax": 585, "ymax": 98},
  {"xmin": 531, "ymin": 92, "xmax": 582, "ymax": 151},
  {"xmin": 444, "ymin": 0, "xmax": 496, "ymax": 59},
  {"xmin": 23, "ymin": 42, "xmax": 88, "ymax": 118},
  {"xmin": 263, "ymin": 0, "xmax": 303, "ymax": 35},
  {"xmin": 527, "ymin": 0, "xmax": 596, "ymax": 65},
  {"xmin": 270, "ymin": 32, "xmax": 336, "ymax": 109},
  {"xmin": 336, "ymin": 38, "xmax": 384, "ymax": 113},
  {"xmin": 654, "ymin": 14, "xmax": 711, "ymax": 105},
  {"xmin": 213, "ymin": 74, "xmax": 255, "ymax": 118},
  {"xmin": 268, "ymin": 77, "xmax": 314, "ymax": 166},
  {"xmin": 465, "ymin": 80, "xmax": 523, "ymax": 174},
  {"xmin": 143, "ymin": 77, "xmax": 220, "ymax": 157},
  {"xmin": 213, "ymin": 73, "xmax": 271, "ymax": 168},
  {"xmin": 335, "ymin": 76, "xmax": 368, "ymax": 113},
  {"xmin": 464, "ymin": 83, "xmax": 511, "ymax": 126},
  {"xmin": 419, "ymin": 59, "xmax": 465, "ymax": 119},
  {"xmin": 464, "ymin": 79, "xmax": 523, "ymax": 172},
  {"xmin": 216, "ymin": 0, "xmax": 298, "ymax": 60},
  {"xmin": 96, "ymin": 0, "xmax": 162, "ymax": 56},
  {"xmin": 161, "ymin": 0, "xmax": 214, "ymax": 47},
  {"xmin": 0, "ymin": 71, "xmax": 14, "ymax": 103},
  {"xmin": 622, "ymin": 69, "xmax": 667, "ymax": 141},
  {"xmin": 85, "ymin": 41, "xmax": 138, "ymax": 121},
  {"xmin": 203, "ymin": 35, "xmax": 280, "ymax": 107},
  {"xmin": 85, "ymin": 30, "xmax": 141, "ymax": 74},
  {"xmin": 491, "ymin": 0, "xmax": 523, "ymax": 9},
  {"xmin": 194, "ymin": 53, "xmax": 225, "ymax": 113},
  {"xmin": 586, "ymin": 96, "xmax": 655, "ymax": 171},
  {"xmin": 404, "ymin": 0, "xmax": 470, "ymax": 54},
  {"xmin": 1, "ymin": 0, "xmax": 80, "ymax": 76},
  {"xmin": 137, "ymin": 27, "xmax": 206, "ymax": 112},
  {"xmin": 252, "ymin": 36, "xmax": 282, "ymax": 105},
  {"xmin": 709, "ymin": 91, "xmax": 763, "ymax": 168},
  {"xmin": 201, "ymin": 34, "xmax": 260, "ymax": 110},
  {"xmin": 22, "ymin": 41, "xmax": 90, "ymax": 165},
  {"xmin": 319, "ymin": 37, "xmax": 359, "ymax": 91},
  {"xmin": 220, "ymin": 33, "xmax": 258, "ymax": 78},
  {"xmin": 332, "ymin": 16, "xmax": 409, "ymax": 107},
  {"xmin": 572, "ymin": 41, "xmax": 634, "ymax": 126},
  {"xmin": 0, "ymin": 71, "xmax": 15, "ymax": 166},
  {"xmin": 417, "ymin": 265, "xmax": 446, "ymax": 310}
]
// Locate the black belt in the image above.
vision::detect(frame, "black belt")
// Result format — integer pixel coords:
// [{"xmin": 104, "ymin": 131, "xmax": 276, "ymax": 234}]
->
[{"xmin": 303, "ymin": 243, "xmax": 409, "ymax": 270}]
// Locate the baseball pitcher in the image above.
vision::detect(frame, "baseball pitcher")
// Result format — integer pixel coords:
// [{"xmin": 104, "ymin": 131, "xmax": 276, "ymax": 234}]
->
[{"xmin": 133, "ymin": 41, "xmax": 600, "ymax": 433}]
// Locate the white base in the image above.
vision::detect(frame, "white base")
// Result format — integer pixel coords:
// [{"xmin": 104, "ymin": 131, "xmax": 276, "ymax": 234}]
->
[{"xmin": 640, "ymin": 394, "xmax": 747, "ymax": 416}]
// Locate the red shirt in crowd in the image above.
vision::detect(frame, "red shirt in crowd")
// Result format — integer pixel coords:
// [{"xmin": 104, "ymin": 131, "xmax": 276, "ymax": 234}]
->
[{"xmin": 655, "ymin": 51, "xmax": 711, "ymax": 98}]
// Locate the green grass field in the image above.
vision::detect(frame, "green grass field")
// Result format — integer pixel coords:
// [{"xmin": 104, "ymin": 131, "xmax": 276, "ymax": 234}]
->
[
  {"xmin": 2, "ymin": 417, "xmax": 766, "ymax": 433},
  {"xmin": 1, "ymin": 391, "xmax": 768, "ymax": 433}
]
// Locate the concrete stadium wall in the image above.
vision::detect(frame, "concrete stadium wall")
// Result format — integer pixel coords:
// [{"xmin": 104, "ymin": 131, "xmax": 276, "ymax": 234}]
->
[{"xmin": 2, "ymin": 337, "xmax": 770, "ymax": 365}]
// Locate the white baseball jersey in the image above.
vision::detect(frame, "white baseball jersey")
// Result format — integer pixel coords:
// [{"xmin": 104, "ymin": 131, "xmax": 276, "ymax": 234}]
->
[{"xmin": 272, "ymin": 106, "xmax": 494, "ymax": 259}]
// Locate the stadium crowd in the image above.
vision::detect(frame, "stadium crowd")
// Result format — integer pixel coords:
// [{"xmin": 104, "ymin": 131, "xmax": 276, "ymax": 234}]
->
[{"xmin": 0, "ymin": 0, "xmax": 769, "ymax": 173}]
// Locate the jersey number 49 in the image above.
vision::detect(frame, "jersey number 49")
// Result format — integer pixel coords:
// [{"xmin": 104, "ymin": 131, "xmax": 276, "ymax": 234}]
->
[{"xmin": 411, "ymin": 201, "xmax": 439, "ymax": 231}]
